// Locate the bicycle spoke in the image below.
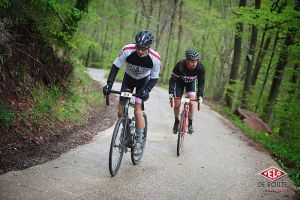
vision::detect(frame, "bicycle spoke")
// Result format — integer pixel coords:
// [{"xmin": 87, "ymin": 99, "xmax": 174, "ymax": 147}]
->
[{"xmin": 109, "ymin": 117, "xmax": 126, "ymax": 176}]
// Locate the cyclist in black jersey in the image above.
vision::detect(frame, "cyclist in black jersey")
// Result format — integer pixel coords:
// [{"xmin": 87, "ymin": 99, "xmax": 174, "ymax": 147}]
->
[
  {"xmin": 169, "ymin": 49, "xmax": 205, "ymax": 134},
  {"xmin": 103, "ymin": 30, "xmax": 161, "ymax": 150}
]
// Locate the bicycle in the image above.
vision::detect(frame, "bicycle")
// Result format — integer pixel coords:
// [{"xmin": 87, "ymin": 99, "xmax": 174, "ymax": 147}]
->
[
  {"xmin": 105, "ymin": 89, "xmax": 147, "ymax": 177},
  {"xmin": 170, "ymin": 96, "xmax": 200, "ymax": 156}
]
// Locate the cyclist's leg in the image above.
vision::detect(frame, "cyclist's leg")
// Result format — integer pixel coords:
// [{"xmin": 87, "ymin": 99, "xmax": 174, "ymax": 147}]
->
[
  {"xmin": 174, "ymin": 81, "xmax": 184, "ymax": 120},
  {"xmin": 118, "ymin": 73, "xmax": 134, "ymax": 117},
  {"xmin": 134, "ymin": 102, "xmax": 144, "ymax": 130},
  {"xmin": 173, "ymin": 81, "xmax": 184, "ymax": 133},
  {"xmin": 134, "ymin": 76, "xmax": 149, "ymax": 131},
  {"xmin": 186, "ymin": 80, "xmax": 197, "ymax": 120},
  {"xmin": 186, "ymin": 81, "xmax": 196, "ymax": 133}
]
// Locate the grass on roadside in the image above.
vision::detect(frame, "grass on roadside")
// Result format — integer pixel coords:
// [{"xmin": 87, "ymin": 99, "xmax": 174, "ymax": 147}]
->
[
  {"xmin": 30, "ymin": 61, "xmax": 103, "ymax": 123},
  {"xmin": 0, "ymin": 102, "xmax": 15, "ymax": 127},
  {"xmin": 219, "ymin": 106, "xmax": 300, "ymax": 191}
]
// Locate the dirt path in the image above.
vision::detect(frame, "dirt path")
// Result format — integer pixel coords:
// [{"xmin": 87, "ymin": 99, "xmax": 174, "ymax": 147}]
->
[{"xmin": 0, "ymin": 68, "xmax": 298, "ymax": 200}]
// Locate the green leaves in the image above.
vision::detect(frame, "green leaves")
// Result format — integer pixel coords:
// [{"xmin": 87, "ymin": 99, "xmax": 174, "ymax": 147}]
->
[
  {"xmin": 0, "ymin": 103, "xmax": 15, "ymax": 127},
  {"xmin": 0, "ymin": 0, "xmax": 11, "ymax": 8}
]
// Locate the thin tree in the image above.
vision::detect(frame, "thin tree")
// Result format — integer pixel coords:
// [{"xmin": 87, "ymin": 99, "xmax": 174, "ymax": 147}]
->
[
  {"xmin": 225, "ymin": 0, "xmax": 246, "ymax": 108},
  {"xmin": 161, "ymin": 0, "xmax": 178, "ymax": 83},
  {"xmin": 251, "ymin": 0, "xmax": 281, "ymax": 85},
  {"xmin": 155, "ymin": 0, "xmax": 164, "ymax": 49},
  {"xmin": 289, "ymin": 63, "xmax": 299, "ymax": 94},
  {"xmin": 255, "ymin": 29, "xmax": 279, "ymax": 111},
  {"xmin": 146, "ymin": 0, "xmax": 154, "ymax": 29},
  {"xmin": 85, "ymin": 27, "xmax": 97, "ymax": 68},
  {"xmin": 263, "ymin": 29, "xmax": 295, "ymax": 120},
  {"xmin": 174, "ymin": 0, "xmax": 183, "ymax": 66},
  {"xmin": 241, "ymin": 0, "xmax": 261, "ymax": 108},
  {"xmin": 100, "ymin": 24, "xmax": 109, "ymax": 66},
  {"xmin": 251, "ymin": 29, "xmax": 271, "ymax": 86}
]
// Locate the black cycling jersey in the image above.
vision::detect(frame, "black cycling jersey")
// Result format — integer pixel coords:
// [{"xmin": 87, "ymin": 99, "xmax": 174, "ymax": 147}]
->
[{"xmin": 169, "ymin": 59, "xmax": 205, "ymax": 97}]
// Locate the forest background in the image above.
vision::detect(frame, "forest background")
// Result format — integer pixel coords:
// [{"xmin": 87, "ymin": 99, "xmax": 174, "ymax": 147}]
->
[{"xmin": 0, "ymin": 0, "xmax": 299, "ymax": 189}]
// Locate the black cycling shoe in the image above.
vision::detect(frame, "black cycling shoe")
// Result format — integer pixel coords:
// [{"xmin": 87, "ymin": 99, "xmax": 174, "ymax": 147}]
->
[
  {"xmin": 188, "ymin": 124, "xmax": 194, "ymax": 134},
  {"xmin": 173, "ymin": 121, "xmax": 179, "ymax": 134}
]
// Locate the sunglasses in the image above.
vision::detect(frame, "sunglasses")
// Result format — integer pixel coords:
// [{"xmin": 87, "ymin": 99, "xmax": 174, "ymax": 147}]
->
[
  {"xmin": 187, "ymin": 59, "xmax": 198, "ymax": 62},
  {"xmin": 136, "ymin": 45, "xmax": 150, "ymax": 51}
]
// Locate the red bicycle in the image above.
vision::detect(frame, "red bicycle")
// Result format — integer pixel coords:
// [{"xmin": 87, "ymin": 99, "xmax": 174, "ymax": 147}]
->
[{"xmin": 170, "ymin": 96, "xmax": 200, "ymax": 156}]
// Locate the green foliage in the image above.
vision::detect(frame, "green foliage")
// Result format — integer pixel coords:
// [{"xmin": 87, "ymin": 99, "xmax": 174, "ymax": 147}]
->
[
  {"xmin": 30, "ymin": 85, "xmax": 62, "ymax": 115},
  {"xmin": 2, "ymin": 0, "xmax": 93, "ymax": 49},
  {"xmin": 29, "ymin": 60, "xmax": 103, "ymax": 122},
  {"xmin": 0, "ymin": 103, "xmax": 15, "ymax": 127},
  {"xmin": 0, "ymin": 0, "xmax": 10, "ymax": 8},
  {"xmin": 52, "ymin": 60, "xmax": 103, "ymax": 122}
]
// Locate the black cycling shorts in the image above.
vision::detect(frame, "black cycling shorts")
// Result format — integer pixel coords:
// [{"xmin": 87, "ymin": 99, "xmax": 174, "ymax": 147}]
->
[
  {"xmin": 173, "ymin": 80, "xmax": 196, "ymax": 97},
  {"xmin": 120, "ymin": 73, "xmax": 149, "ymax": 105}
]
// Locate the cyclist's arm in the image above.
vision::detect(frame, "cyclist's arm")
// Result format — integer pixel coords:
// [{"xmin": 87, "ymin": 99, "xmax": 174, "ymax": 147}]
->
[
  {"xmin": 197, "ymin": 63, "xmax": 205, "ymax": 98},
  {"xmin": 146, "ymin": 78, "xmax": 158, "ymax": 91},
  {"xmin": 147, "ymin": 51, "xmax": 161, "ymax": 91},
  {"xmin": 108, "ymin": 45, "xmax": 132, "ymax": 85},
  {"xmin": 107, "ymin": 64, "xmax": 119, "ymax": 85},
  {"xmin": 169, "ymin": 63, "xmax": 180, "ymax": 94}
]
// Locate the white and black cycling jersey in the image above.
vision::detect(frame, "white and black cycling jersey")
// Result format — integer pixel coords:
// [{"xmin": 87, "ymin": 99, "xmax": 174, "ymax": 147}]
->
[{"xmin": 113, "ymin": 44, "xmax": 161, "ymax": 80}]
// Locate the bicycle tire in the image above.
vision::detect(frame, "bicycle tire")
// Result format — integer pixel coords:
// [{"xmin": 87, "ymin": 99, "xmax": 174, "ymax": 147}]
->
[
  {"xmin": 109, "ymin": 116, "xmax": 126, "ymax": 176},
  {"xmin": 177, "ymin": 111, "xmax": 186, "ymax": 156},
  {"xmin": 131, "ymin": 113, "xmax": 148, "ymax": 165}
]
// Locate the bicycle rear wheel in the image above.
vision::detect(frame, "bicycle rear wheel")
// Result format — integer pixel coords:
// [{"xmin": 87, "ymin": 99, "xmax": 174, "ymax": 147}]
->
[
  {"xmin": 109, "ymin": 116, "xmax": 126, "ymax": 176},
  {"xmin": 177, "ymin": 111, "xmax": 186, "ymax": 156},
  {"xmin": 131, "ymin": 113, "xmax": 148, "ymax": 165}
]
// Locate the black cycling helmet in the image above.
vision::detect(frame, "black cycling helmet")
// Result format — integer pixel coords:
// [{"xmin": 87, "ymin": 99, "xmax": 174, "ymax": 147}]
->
[
  {"xmin": 135, "ymin": 30, "xmax": 155, "ymax": 47},
  {"xmin": 185, "ymin": 49, "xmax": 200, "ymax": 60}
]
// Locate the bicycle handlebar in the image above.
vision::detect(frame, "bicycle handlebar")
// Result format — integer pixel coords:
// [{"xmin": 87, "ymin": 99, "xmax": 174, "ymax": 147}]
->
[
  {"xmin": 170, "ymin": 97, "xmax": 200, "ymax": 111},
  {"xmin": 105, "ymin": 90, "xmax": 138, "ymax": 106}
]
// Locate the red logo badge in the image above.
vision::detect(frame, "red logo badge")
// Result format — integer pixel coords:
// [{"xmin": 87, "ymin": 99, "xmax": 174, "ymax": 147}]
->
[{"xmin": 259, "ymin": 166, "xmax": 287, "ymax": 181}]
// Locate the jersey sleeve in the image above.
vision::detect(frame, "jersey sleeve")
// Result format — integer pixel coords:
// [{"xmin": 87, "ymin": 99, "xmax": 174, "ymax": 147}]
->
[
  {"xmin": 149, "ymin": 50, "xmax": 161, "ymax": 79},
  {"xmin": 113, "ymin": 45, "xmax": 132, "ymax": 68}
]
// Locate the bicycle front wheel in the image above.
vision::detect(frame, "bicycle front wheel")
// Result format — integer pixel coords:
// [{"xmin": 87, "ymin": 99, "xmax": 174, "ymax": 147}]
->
[
  {"xmin": 109, "ymin": 116, "xmax": 126, "ymax": 176},
  {"xmin": 131, "ymin": 113, "xmax": 148, "ymax": 165},
  {"xmin": 177, "ymin": 111, "xmax": 186, "ymax": 156}
]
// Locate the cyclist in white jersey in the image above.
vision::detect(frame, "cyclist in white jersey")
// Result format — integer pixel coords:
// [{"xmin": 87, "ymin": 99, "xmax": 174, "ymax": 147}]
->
[{"xmin": 103, "ymin": 30, "xmax": 161, "ymax": 146}]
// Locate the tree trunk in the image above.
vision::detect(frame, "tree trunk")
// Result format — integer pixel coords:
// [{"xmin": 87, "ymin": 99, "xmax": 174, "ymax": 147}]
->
[
  {"xmin": 100, "ymin": 24, "xmax": 109, "ymax": 67},
  {"xmin": 85, "ymin": 28, "xmax": 97, "ymax": 68},
  {"xmin": 251, "ymin": 0, "xmax": 284, "ymax": 86},
  {"xmin": 147, "ymin": 0, "xmax": 154, "ymax": 29},
  {"xmin": 174, "ymin": 0, "xmax": 183, "ymax": 66},
  {"xmin": 139, "ymin": 0, "xmax": 146, "ymax": 26},
  {"xmin": 251, "ymin": 31, "xmax": 271, "ymax": 86},
  {"xmin": 255, "ymin": 29, "xmax": 279, "ymax": 111},
  {"xmin": 155, "ymin": 0, "xmax": 163, "ymax": 49},
  {"xmin": 289, "ymin": 64, "xmax": 299, "ymax": 94},
  {"xmin": 225, "ymin": 0, "xmax": 247, "ymax": 108},
  {"xmin": 161, "ymin": 0, "xmax": 178, "ymax": 83},
  {"xmin": 263, "ymin": 31, "xmax": 293, "ymax": 120},
  {"xmin": 263, "ymin": 0, "xmax": 298, "ymax": 120},
  {"xmin": 241, "ymin": 0, "xmax": 261, "ymax": 108},
  {"xmin": 119, "ymin": 15, "xmax": 123, "ymax": 46}
]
